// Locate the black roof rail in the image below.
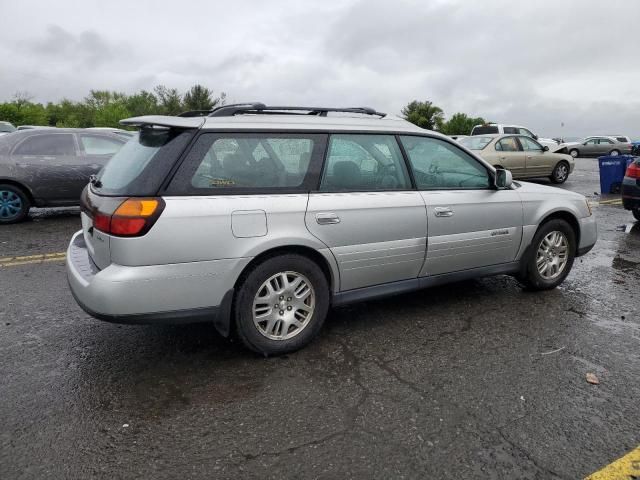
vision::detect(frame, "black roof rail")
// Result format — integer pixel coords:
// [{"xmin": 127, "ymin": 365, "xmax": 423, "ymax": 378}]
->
[
  {"xmin": 207, "ymin": 104, "xmax": 386, "ymax": 118},
  {"xmin": 177, "ymin": 110, "xmax": 214, "ymax": 118}
]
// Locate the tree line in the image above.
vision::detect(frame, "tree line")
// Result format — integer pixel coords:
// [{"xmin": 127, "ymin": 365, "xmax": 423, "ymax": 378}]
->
[
  {"xmin": 0, "ymin": 89, "xmax": 484, "ymax": 135},
  {"xmin": 0, "ymin": 85, "xmax": 226, "ymax": 129}
]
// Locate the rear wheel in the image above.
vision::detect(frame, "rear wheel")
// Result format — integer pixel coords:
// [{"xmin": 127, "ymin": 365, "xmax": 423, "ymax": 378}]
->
[
  {"xmin": 569, "ymin": 149, "xmax": 579, "ymax": 158},
  {"xmin": 633, "ymin": 208, "xmax": 640, "ymax": 221},
  {"xmin": 234, "ymin": 254, "xmax": 329, "ymax": 355},
  {"xmin": 550, "ymin": 161, "xmax": 570, "ymax": 184},
  {"xmin": 0, "ymin": 184, "xmax": 30, "ymax": 224},
  {"xmin": 519, "ymin": 219, "xmax": 576, "ymax": 290},
  {"xmin": 609, "ymin": 149, "xmax": 620, "ymax": 156}
]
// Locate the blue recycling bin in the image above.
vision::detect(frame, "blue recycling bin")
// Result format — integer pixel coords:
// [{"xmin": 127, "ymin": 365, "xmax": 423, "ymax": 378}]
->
[{"xmin": 598, "ymin": 155, "xmax": 636, "ymax": 194}]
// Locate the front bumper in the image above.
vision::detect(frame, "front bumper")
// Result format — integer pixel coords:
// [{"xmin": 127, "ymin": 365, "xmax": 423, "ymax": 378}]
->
[
  {"xmin": 66, "ymin": 230, "xmax": 243, "ymax": 334},
  {"xmin": 577, "ymin": 215, "xmax": 597, "ymax": 256}
]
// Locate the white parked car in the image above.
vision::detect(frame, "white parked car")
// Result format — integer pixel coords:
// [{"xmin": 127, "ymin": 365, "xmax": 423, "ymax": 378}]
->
[{"xmin": 471, "ymin": 124, "xmax": 558, "ymax": 150}]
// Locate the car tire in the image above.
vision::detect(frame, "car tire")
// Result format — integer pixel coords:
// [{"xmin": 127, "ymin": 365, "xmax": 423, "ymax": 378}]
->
[
  {"xmin": 569, "ymin": 149, "xmax": 579, "ymax": 158},
  {"xmin": 519, "ymin": 219, "xmax": 576, "ymax": 291},
  {"xmin": 550, "ymin": 161, "xmax": 570, "ymax": 184},
  {"xmin": 0, "ymin": 183, "xmax": 30, "ymax": 224},
  {"xmin": 633, "ymin": 208, "xmax": 640, "ymax": 222},
  {"xmin": 609, "ymin": 149, "xmax": 620, "ymax": 156},
  {"xmin": 234, "ymin": 254, "xmax": 330, "ymax": 356}
]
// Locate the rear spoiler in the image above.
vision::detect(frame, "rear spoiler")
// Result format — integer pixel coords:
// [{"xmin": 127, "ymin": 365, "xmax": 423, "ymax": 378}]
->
[{"xmin": 120, "ymin": 115, "xmax": 205, "ymax": 129}]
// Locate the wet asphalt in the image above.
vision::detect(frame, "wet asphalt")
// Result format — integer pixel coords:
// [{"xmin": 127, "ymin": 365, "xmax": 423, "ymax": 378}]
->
[{"xmin": 0, "ymin": 158, "xmax": 639, "ymax": 480}]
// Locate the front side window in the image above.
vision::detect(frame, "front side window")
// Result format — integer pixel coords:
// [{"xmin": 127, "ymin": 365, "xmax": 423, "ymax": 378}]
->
[
  {"xmin": 496, "ymin": 137, "xmax": 522, "ymax": 152},
  {"xmin": 169, "ymin": 133, "xmax": 325, "ymax": 193},
  {"xmin": 517, "ymin": 128, "xmax": 534, "ymax": 137},
  {"xmin": 519, "ymin": 136, "xmax": 543, "ymax": 151},
  {"xmin": 13, "ymin": 134, "xmax": 76, "ymax": 156},
  {"xmin": 80, "ymin": 135, "xmax": 124, "ymax": 155},
  {"xmin": 400, "ymin": 136, "xmax": 490, "ymax": 190},
  {"xmin": 585, "ymin": 138, "xmax": 597, "ymax": 145},
  {"xmin": 320, "ymin": 134, "xmax": 410, "ymax": 191}
]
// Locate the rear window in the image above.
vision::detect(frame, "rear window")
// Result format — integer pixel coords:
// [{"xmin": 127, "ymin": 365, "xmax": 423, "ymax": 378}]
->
[
  {"xmin": 459, "ymin": 136, "xmax": 492, "ymax": 150},
  {"xmin": 471, "ymin": 125, "xmax": 499, "ymax": 135},
  {"xmin": 167, "ymin": 132, "xmax": 327, "ymax": 195},
  {"xmin": 93, "ymin": 127, "xmax": 194, "ymax": 196}
]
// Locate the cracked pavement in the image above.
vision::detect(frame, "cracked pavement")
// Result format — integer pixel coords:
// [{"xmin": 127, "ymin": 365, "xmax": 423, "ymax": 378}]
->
[{"xmin": 1, "ymin": 158, "xmax": 639, "ymax": 479}]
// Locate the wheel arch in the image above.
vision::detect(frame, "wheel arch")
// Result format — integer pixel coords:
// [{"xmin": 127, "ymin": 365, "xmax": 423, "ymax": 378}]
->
[
  {"xmin": 537, "ymin": 210, "xmax": 580, "ymax": 250},
  {"xmin": 0, "ymin": 178, "xmax": 35, "ymax": 205}
]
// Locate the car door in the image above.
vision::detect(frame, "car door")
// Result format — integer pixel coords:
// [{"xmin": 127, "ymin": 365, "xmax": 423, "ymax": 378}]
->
[
  {"xmin": 77, "ymin": 133, "xmax": 126, "ymax": 177},
  {"xmin": 11, "ymin": 132, "xmax": 80, "ymax": 202},
  {"xmin": 305, "ymin": 134, "xmax": 427, "ymax": 291},
  {"xmin": 493, "ymin": 136, "xmax": 525, "ymax": 177},
  {"xmin": 399, "ymin": 135, "xmax": 523, "ymax": 276},
  {"xmin": 518, "ymin": 136, "xmax": 550, "ymax": 176},
  {"xmin": 582, "ymin": 138, "xmax": 598, "ymax": 155},
  {"xmin": 597, "ymin": 137, "xmax": 614, "ymax": 155}
]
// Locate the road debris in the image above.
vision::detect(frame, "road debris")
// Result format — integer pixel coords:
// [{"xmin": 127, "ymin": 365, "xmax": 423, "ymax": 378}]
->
[{"xmin": 586, "ymin": 373, "xmax": 600, "ymax": 385}]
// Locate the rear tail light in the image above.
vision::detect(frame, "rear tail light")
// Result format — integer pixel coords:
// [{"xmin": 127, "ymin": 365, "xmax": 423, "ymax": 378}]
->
[
  {"xmin": 625, "ymin": 162, "xmax": 640, "ymax": 179},
  {"xmin": 92, "ymin": 198, "xmax": 165, "ymax": 237}
]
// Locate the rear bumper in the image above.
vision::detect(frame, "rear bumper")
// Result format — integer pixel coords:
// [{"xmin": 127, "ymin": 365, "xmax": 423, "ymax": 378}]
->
[
  {"xmin": 577, "ymin": 215, "xmax": 597, "ymax": 257},
  {"xmin": 66, "ymin": 230, "xmax": 244, "ymax": 333}
]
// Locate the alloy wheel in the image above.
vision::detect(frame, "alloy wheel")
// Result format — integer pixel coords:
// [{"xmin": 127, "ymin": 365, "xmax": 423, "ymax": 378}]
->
[
  {"xmin": 0, "ymin": 189, "xmax": 23, "ymax": 221},
  {"xmin": 253, "ymin": 271, "xmax": 315, "ymax": 340},
  {"xmin": 536, "ymin": 231, "xmax": 569, "ymax": 280}
]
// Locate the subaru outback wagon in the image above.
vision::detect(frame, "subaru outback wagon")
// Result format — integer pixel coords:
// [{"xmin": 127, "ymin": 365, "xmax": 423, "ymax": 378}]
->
[{"xmin": 67, "ymin": 104, "xmax": 597, "ymax": 355}]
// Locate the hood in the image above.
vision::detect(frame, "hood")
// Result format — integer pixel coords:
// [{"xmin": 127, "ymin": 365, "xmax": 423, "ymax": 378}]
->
[{"xmin": 515, "ymin": 180, "xmax": 584, "ymax": 199}]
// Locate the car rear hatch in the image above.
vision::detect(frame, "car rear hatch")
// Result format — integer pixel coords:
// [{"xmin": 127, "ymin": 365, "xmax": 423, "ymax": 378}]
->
[{"xmin": 80, "ymin": 116, "xmax": 202, "ymax": 269}]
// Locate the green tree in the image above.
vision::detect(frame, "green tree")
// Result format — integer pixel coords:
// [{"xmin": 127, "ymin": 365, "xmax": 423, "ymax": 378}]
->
[
  {"xmin": 401, "ymin": 100, "xmax": 445, "ymax": 131},
  {"xmin": 125, "ymin": 90, "xmax": 159, "ymax": 117},
  {"xmin": 154, "ymin": 85, "xmax": 183, "ymax": 115},
  {"xmin": 441, "ymin": 112, "xmax": 486, "ymax": 136}
]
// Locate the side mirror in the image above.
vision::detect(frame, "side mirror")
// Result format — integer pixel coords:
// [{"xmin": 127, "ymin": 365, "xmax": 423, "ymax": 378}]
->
[
  {"xmin": 533, "ymin": 134, "xmax": 539, "ymax": 140},
  {"xmin": 543, "ymin": 145, "xmax": 549, "ymax": 152},
  {"xmin": 495, "ymin": 168, "xmax": 513, "ymax": 189}
]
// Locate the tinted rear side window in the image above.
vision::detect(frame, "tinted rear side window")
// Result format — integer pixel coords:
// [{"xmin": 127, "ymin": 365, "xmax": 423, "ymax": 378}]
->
[
  {"xmin": 167, "ymin": 132, "xmax": 327, "ymax": 195},
  {"xmin": 503, "ymin": 127, "xmax": 518, "ymax": 134},
  {"xmin": 471, "ymin": 125, "xmax": 499, "ymax": 135},
  {"xmin": 93, "ymin": 127, "xmax": 195, "ymax": 196},
  {"xmin": 616, "ymin": 137, "xmax": 628, "ymax": 142},
  {"xmin": 14, "ymin": 134, "xmax": 76, "ymax": 156}
]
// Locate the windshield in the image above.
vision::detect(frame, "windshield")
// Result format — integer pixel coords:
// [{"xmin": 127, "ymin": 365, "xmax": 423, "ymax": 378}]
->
[
  {"xmin": 0, "ymin": 123, "xmax": 16, "ymax": 133},
  {"xmin": 93, "ymin": 127, "xmax": 194, "ymax": 196},
  {"xmin": 459, "ymin": 136, "xmax": 493, "ymax": 150}
]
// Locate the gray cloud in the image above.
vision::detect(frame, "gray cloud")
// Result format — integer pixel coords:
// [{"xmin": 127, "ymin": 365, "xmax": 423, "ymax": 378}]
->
[{"xmin": 0, "ymin": 0, "xmax": 639, "ymax": 137}]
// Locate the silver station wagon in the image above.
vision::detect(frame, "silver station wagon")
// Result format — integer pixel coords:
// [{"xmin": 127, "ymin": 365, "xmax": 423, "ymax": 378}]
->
[{"xmin": 66, "ymin": 104, "xmax": 597, "ymax": 355}]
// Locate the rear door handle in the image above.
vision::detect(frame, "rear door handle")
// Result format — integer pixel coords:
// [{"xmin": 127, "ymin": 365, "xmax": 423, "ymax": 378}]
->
[
  {"xmin": 315, "ymin": 212, "xmax": 340, "ymax": 225},
  {"xmin": 434, "ymin": 207, "xmax": 454, "ymax": 217}
]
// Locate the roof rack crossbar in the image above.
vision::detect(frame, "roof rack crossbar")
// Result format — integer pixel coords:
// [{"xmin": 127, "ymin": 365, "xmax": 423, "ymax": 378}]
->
[{"xmin": 207, "ymin": 104, "xmax": 386, "ymax": 118}]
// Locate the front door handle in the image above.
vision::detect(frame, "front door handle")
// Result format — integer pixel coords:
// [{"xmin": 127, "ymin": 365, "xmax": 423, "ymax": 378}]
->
[
  {"xmin": 316, "ymin": 212, "xmax": 340, "ymax": 225},
  {"xmin": 434, "ymin": 207, "xmax": 454, "ymax": 218}
]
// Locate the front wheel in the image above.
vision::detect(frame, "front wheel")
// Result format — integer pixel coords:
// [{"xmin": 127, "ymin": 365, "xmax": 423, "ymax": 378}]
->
[
  {"xmin": 0, "ymin": 184, "xmax": 30, "ymax": 224},
  {"xmin": 234, "ymin": 254, "xmax": 330, "ymax": 355},
  {"xmin": 633, "ymin": 208, "xmax": 640, "ymax": 221},
  {"xmin": 550, "ymin": 161, "xmax": 570, "ymax": 184},
  {"xmin": 519, "ymin": 219, "xmax": 576, "ymax": 290},
  {"xmin": 609, "ymin": 149, "xmax": 620, "ymax": 156}
]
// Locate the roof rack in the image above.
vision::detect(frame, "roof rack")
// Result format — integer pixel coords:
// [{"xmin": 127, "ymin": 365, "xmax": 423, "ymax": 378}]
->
[{"xmin": 204, "ymin": 103, "xmax": 386, "ymax": 118}]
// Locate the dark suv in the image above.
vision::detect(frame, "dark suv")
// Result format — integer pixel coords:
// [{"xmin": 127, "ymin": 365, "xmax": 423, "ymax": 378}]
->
[
  {"xmin": 0, "ymin": 128, "xmax": 126, "ymax": 223},
  {"xmin": 622, "ymin": 158, "xmax": 640, "ymax": 221}
]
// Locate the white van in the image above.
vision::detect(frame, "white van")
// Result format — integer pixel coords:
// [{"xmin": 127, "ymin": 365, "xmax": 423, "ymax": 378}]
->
[{"xmin": 471, "ymin": 124, "xmax": 558, "ymax": 150}]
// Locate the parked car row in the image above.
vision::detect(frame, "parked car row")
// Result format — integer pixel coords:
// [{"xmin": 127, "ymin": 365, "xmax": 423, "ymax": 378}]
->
[{"xmin": 0, "ymin": 128, "xmax": 127, "ymax": 223}]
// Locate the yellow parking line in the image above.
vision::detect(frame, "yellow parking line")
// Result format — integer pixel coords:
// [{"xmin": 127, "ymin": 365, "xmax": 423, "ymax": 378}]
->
[
  {"xmin": 0, "ymin": 252, "xmax": 66, "ymax": 267},
  {"xmin": 597, "ymin": 198, "xmax": 623, "ymax": 205},
  {"xmin": 585, "ymin": 445, "xmax": 640, "ymax": 479}
]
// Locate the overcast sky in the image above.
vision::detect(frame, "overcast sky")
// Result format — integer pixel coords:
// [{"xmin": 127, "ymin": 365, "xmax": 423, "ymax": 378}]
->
[{"xmin": 1, "ymin": 0, "xmax": 639, "ymax": 137}]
